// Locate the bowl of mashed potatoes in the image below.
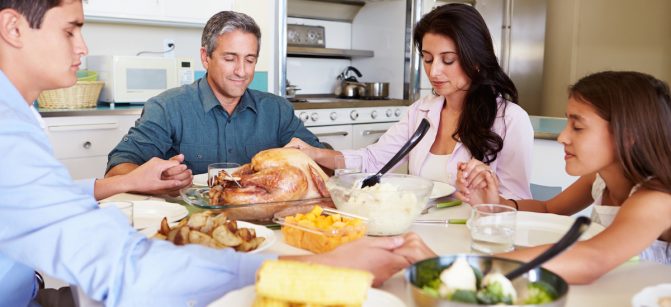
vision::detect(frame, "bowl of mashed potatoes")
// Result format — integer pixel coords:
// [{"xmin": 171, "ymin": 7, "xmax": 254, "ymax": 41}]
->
[{"xmin": 325, "ymin": 173, "xmax": 433, "ymax": 235}]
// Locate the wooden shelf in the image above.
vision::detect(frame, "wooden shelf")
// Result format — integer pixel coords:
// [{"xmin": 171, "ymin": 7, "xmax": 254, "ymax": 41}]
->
[{"xmin": 287, "ymin": 46, "xmax": 374, "ymax": 59}]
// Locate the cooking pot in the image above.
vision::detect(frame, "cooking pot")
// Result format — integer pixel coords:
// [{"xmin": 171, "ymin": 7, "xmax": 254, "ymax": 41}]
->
[
  {"xmin": 406, "ymin": 254, "xmax": 569, "ymax": 307},
  {"xmin": 286, "ymin": 80, "xmax": 300, "ymax": 99},
  {"xmin": 360, "ymin": 82, "xmax": 389, "ymax": 99}
]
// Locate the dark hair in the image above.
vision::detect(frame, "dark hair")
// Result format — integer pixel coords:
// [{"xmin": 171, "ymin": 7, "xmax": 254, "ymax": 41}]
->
[
  {"xmin": 413, "ymin": 3, "xmax": 518, "ymax": 163},
  {"xmin": 0, "ymin": 0, "xmax": 64, "ymax": 29},
  {"xmin": 569, "ymin": 71, "xmax": 671, "ymax": 194},
  {"xmin": 201, "ymin": 11, "xmax": 261, "ymax": 57}
]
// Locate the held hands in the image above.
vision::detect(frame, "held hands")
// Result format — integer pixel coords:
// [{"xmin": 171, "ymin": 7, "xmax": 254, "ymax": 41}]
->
[
  {"xmin": 392, "ymin": 232, "xmax": 437, "ymax": 264},
  {"xmin": 315, "ymin": 236, "xmax": 410, "ymax": 287},
  {"xmin": 284, "ymin": 137, "xmax": 320, "ymax": 159},
  {"xmin": 455, "ymin": 159, "xmax": 500, "ymax": 205},
  {"xmin": 127, "ymin": 154, "xmax": 193, "ymax": 196}
]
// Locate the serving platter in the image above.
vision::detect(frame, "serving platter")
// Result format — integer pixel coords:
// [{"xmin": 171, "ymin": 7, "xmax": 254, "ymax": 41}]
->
[
  {"xmin": 208, "ymin": 285, "xmax": 406, "ymax": 307},
  {"xmin": 180, "ymin": 187, "xmax": 334, "ymax": 222}
]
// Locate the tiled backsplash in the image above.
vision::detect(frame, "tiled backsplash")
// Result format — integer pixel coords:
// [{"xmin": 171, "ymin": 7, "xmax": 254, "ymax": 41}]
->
[{"xmin": 286, "ymin": 17, "xmax": 353, "ymax": 95}]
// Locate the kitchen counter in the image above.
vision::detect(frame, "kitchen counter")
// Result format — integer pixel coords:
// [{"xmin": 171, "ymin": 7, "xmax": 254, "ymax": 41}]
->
[
  {"xmin": 36, "ymin": 102, "xmax": 566, "ymax": 140},
  {"xmin": 530, "ymin": 116, "xmax": 566, "ymax": 140},
  {"xmin": 36, "ymin": 99, "xmax": 413, "ymax": 117}
]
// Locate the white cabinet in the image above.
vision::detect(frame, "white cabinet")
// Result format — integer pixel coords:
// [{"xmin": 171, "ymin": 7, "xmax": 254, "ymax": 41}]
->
[
  {"xmin": 83, "ymin": 0, "xmax": 234, "ymax": 26},
  {"xmin": 44, "ymin": 115, "xmax": 139, "ymax": 180}
]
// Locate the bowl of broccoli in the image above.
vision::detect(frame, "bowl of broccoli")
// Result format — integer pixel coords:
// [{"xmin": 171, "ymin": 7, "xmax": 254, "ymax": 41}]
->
[{"xmin": 406, "ymin": 254, "xmax": 568, "ymax": 307}]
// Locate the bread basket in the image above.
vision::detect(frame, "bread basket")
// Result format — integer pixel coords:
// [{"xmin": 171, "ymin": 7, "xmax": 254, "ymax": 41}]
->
[{"xmin": 37, "ymin": 80, "xmax": 104, "ymax": 109}]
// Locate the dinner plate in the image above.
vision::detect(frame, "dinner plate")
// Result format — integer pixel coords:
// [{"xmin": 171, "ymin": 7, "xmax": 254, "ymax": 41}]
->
[
  {"xmin": 514, "ymin": 212, "xmax": 605, "ymax": 247},
  {"xmin": 193, "ymin": 166, "xmax": 241, "ymax": 187},
  {"xmin": 631, "ymin": 283, "xmax": 671, "ymax": 307},
  {"xmin": 140, "ymin": 220, "xmax": 276, "ymax": 254},
  {"xmin": 235, "ymin": 221, "xmax": 277, "ymax": 254},
  {"xmin": 131, "ymin": 200, "xmax": 189, "ymax": 231},
  {"xmin": 208, "ymin": 285, "xmax": 406, "ymax": 307},
  {"xmin": 466, "ymin": 211, "xmax": 605, "ymax": 247},
  {"xmin": 430, "ymin": 181, "xmax": 456, "ymax": 199}
]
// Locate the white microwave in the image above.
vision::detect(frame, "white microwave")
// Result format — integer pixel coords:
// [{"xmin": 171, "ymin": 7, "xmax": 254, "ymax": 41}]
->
[{"xmin": 87, "ymin": 55, "xmax": 195, "ymax": 103}]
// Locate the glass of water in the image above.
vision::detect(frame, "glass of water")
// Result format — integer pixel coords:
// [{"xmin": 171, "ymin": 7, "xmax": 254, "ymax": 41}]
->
[
  {"xmin": 470, "ymin": 204, "xmax": 516, "ymax": 254},
  {"xmin": 99, "ymin": 201, "xmax": 134, "ymax": 227},
  {"xmin": 334, "ymin": 155, "xmax": 362, "ymax": 176}
]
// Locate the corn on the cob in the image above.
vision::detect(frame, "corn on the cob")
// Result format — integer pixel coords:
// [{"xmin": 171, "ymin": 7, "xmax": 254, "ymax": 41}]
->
[{"xmin": 255, "ymin": 260, "xmax": 373, "ymax": 306}]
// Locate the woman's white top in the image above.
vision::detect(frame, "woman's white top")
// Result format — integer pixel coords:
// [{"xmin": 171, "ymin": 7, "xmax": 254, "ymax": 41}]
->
[
  {"xmin": 419, "ymin": 152, "xmax": 452, "ymax": 183},
  {"xmin": 591, "ymin": 174, "xmax": 670, "ymax": 264}
]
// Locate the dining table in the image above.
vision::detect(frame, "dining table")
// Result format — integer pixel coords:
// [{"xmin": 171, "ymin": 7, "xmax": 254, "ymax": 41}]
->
[
  {"xmin": 261, "ymin": 200, "xmax": 671, "ymax": 307},
  {"xmin": 73, "ymin": 193, "xmax": 671, "ymax": 307}
]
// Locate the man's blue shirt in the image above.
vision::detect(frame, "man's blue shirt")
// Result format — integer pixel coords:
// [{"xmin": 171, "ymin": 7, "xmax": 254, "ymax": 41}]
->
[
  {"xmin": 0, "ymin": 70, "xmax": 276, "ymax": 306},
  {"xmin": 107, "ymin": 77, "xmax": 322, "ymax": 174}
]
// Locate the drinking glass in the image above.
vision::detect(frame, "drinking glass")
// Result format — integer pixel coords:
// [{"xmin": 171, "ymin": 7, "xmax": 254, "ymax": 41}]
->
[
  {"xmin": 334, "ymin": 155, "xmax": 362, "ymax": 176},
  {"xmin": 100, "ymin": 201, "xmax": 134, "ymax": 227},
  {"xmin": 208, "ymin": 162, "xmax": 241, "ymax": 187},
  {"xmin": 470, "ymin": 204, "xmax": 516, "ymax": 254}
]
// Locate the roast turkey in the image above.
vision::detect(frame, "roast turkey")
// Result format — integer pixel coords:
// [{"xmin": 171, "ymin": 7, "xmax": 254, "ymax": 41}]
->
[{"xmin": 209, "ymin": 148, "xmax": 330, "ymax": 205}]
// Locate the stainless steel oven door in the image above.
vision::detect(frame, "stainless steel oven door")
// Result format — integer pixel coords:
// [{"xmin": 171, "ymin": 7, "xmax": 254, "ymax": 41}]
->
[
  {"xmin": 352, "ymin": 122, "xmax": 394, "ymax": 148},
  {"xmin": 352, "ymin": 122, "xmax": 408, "ymax": 173},
  {"xmin": 306, "ymin": 125, "xmax": 354, "ymax": 150}
]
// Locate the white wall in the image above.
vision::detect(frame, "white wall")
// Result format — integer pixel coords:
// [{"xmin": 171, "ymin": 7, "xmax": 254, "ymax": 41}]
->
[
  {"xmin": 81, "ymin": 0, "xmax": 277, "ymax": 93},
  {"xmin": 82, "ymin": 23, "xmax": 204, "ymax": 70},
  {"xmin": 351, "ymin": 0, "xmax": 406, "ymax": 99}
]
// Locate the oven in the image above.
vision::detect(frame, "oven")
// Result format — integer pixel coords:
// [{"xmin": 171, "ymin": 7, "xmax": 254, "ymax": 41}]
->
[{"xmin": 295, "ymin": 106, "xmax": 407, "ymax": 151}]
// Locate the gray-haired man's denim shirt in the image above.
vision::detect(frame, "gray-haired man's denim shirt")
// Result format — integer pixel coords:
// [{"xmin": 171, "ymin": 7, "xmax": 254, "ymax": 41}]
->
[{"xmin": 107, "ymin": 77, "xmax": 322, "ymax": 174}]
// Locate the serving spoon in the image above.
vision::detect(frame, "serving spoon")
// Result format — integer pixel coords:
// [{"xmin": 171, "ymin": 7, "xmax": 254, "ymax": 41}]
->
[
  {"xmin": 504, "ymin": 216, "xmax": 591, "ymax": 280},
  {"xmin": 360, "ymin": 118, "xmax": 430, "ymax": 188}
]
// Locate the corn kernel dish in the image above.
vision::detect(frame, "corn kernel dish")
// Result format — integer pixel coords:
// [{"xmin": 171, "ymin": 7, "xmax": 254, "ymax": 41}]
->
[{"xmin": 274, "ymin": 206, "xmax": 367, "ymax": 254}]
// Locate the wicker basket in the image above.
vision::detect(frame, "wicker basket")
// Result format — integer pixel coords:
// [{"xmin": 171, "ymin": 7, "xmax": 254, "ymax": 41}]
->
[{"xmin": 37, "ymin": 81, "xmax": 104, "ymax": 109}]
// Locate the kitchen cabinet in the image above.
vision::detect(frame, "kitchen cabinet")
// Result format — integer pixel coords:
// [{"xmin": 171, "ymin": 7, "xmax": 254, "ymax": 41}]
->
[
  {"xmin": 44, "ymin": 115, "xmax": 139, "ymax": 180},
  {"xmin": 83, "ymin": 0, "xmax": 234, "ymax": 27}
]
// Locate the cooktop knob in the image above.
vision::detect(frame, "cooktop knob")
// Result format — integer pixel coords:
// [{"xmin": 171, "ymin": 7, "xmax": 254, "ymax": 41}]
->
[
  {"xmin": 394, "ymin": 108, "xmax": 402, "ymax": 117},
  {"xmin": 310, "ymin": 112, "xmax": 319, "ymax": 122},
  {"xmin": 371, "ymin": 110, "xmax": 378, "ymax": 119},
  {"xmin": 386, "ymin": 109, "xmax": 393, "ymax": 117},
  {"xmin": 350, "ymin": 110, "xmax": 359, "ymax": 120},
  {"xmin": 299, "ymin": 112, "xmax": 309, "ymax": 122},
  {"xmin": 330, "ymin": 112, "xmax": 338, "ymax": 120}
]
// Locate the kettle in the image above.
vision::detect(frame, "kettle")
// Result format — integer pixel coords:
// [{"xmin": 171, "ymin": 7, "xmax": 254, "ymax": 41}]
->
[{"xmin": 334, "ymin": 66, "xmax": 365, "ymax": 98}]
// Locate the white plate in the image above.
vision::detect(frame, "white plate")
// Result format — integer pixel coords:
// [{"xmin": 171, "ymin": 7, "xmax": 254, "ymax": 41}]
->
[
  {"xmin": 632, "ymin": 283, "xmax": 671, "ymax": 307},
  {"xmin": 236, "ymin": 221, "xmax": 277, "ymax": 254},
  {"xmin": 131, "ymin": 200, "xmax": 189, "ymax": 231},
  {"xmin": 193, "ymin": 167, "xmax": 241, "ymax": 187},
  {"xmin": 208, "ymin": 285, "xmax": 406, "ymax": 307},
  {"xmin": 430, "ymin": 181, "xmax": 456, "ymax": 199},
  {"xmin": 140, "ymin": 220, "xmax": 276, "ymax": 254},
  {"xmin": 514, "ymin": 212, "xmax": 605, "ymax": 247},
  {"xmin": 192, "ymin": 173, "xmax": 209, "ymax": 187}
]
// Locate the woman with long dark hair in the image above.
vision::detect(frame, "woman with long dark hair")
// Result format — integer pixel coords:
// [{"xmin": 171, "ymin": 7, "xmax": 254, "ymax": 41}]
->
[{"xmin": 287, "ymin": 3, "xmax": 533, "ymax": 199}]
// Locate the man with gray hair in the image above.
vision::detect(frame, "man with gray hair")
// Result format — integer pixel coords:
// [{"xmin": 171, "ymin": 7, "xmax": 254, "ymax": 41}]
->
[{"xmin": 106, "ymin": 11, "xmax": 323, "ymax": 195}]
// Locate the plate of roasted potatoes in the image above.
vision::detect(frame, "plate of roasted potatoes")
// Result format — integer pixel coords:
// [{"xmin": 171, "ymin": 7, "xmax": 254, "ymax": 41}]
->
[{"xmin": 146, "ymin": 211, "xmax": 276, "ymax": 253}]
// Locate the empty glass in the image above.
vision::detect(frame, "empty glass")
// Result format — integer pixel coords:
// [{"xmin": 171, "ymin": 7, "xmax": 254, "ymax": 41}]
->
[
  {"xmin": 470, "ymin": 204, "xmax": 517, "ymax": 254},
  {"xmin": 334, "ymin": 155, "xmax": 362, "ymax": 176},
  {"xmin": 100, "ymin": 201, "xmax": 134, "ymax": 227},
  {"xmin": 208, "ymin": 162, "xmax": 241, "ymax": 187}
]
